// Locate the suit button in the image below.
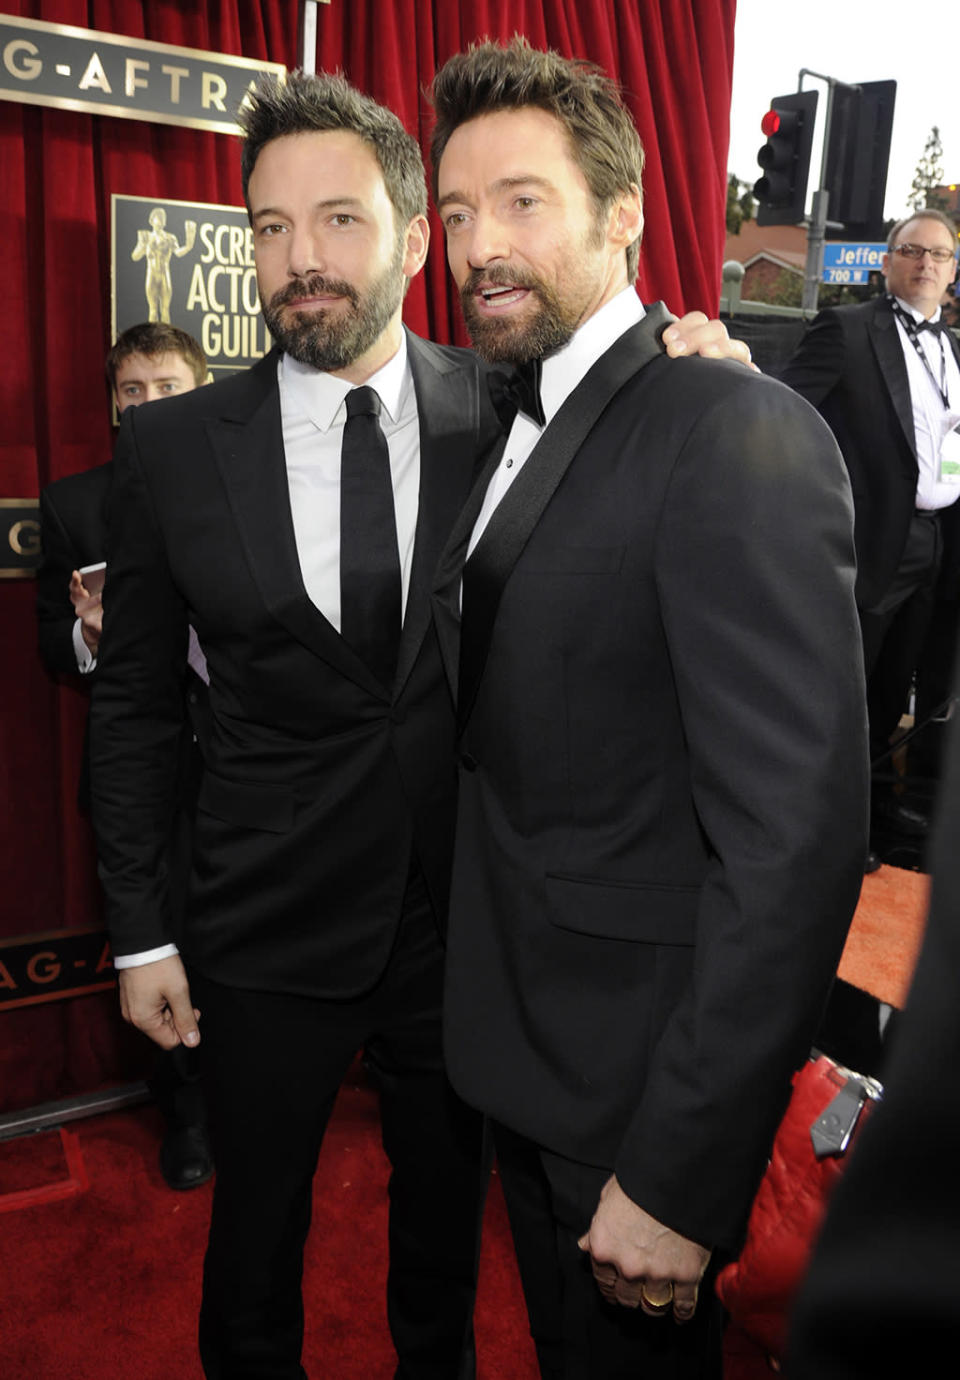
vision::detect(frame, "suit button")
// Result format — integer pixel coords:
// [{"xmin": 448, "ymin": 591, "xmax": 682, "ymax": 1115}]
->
[
  {"xmin": 389, "ymin": 706, "xmax": 407, "ymax": 725},
  {"xmin": 460, "ymin": 752, "xmax": 478, "ymax": 772}
]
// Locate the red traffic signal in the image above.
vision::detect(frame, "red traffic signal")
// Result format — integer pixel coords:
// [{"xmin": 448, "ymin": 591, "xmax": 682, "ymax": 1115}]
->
[{"xmin": 754, "ymin": 90, "xmax": 818, "ymax": 227}]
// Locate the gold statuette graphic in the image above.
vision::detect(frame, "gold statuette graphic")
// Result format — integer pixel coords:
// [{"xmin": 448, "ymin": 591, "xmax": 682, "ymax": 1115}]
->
[{"xmin": 132, "ymin": 206, "xmax": 197, "ymax": 322}]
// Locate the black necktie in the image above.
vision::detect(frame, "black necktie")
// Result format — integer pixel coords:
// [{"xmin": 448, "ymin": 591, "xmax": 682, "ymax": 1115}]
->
[{"xmin": 340, "ymin": 386, "xmax": 401, "ymax": 687}]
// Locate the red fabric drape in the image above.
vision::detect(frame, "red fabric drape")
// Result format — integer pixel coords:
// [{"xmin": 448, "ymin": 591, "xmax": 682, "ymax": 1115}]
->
[{"xmin": 0, "ymin": 0, "xmax": 734, "ymax": 1112}]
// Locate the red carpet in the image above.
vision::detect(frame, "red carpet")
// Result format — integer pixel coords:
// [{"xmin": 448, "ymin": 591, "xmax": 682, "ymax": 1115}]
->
[
  {"xmin": 837, "ymin": 863, "xmax": 929, "ymax": 1008},
  {"xmin": 0, "ymin": 1071, "xmax": 537, "ymax": 1379},
  {"xmin": 2, "ymin": 867, "xmax": 928, "ymax": 1377}
]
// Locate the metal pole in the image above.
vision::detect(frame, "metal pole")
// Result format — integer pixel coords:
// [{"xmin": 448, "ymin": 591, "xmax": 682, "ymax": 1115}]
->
[
  {"xmin": 300, "ymin": 0, "xmax": 318, "ymax": 74},
  {"xmin": 802, "ymin": 188, "xmax": 829, "ymax": 313},
  {"xmin": 797, "ymin": 69, "xmax": 861, "ymax": 315}
]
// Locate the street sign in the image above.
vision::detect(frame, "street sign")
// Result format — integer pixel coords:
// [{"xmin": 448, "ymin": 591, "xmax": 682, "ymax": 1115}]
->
[{"xmin": 822, "ymin": 242, "xmax": 886, "ymax": 284}]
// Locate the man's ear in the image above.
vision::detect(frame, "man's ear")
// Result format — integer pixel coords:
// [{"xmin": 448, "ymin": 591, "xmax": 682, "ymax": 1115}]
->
[
  {"xmin": 403, "ymin": 214, "xmax": 431, "ymax": 282},
  {"xmin": 608, "ymin": 184, "xmax": 643, "ymax": 255}
]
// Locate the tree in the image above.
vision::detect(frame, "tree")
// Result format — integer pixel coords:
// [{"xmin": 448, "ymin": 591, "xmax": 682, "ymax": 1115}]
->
[
  {"xmin": 909, "ymin": 126, "xmax": 947, "ymax": 211},
  {"xmin": 726, "ymin": 174, "xmax": 756, "ymax": 234}
]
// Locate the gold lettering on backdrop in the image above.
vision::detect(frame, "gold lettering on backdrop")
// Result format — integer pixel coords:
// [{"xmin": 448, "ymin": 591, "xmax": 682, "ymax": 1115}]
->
[
  {"xmin": 0, "ymin": 960, "xmax": 16, "ymax": 991},
  {"xmin": 3, "ymin": 39, "xmax": 42, "ymax": 81},
  {"xmin": 125, "ymin": 57, "xmax": 150, "ymax": 98},
  {"xmin": 78, "ymin": 51, "xmax": 111, "ymax": 94},
  {"xmin": 9, "ymin": 518, "xmax": 41, "ymax": 557},
  {"xmin": 95, "ymin": 942, "xmax": 113, "ymax": 974},
  {"xmin": 202, "ymin": 312, "xmax": 266, "ymax": 361},
  {"xmin": 132, "ymin": 207, "xmax": 197, "ymax": 323},
  {"xmin": 201, "ymin": 71, "xmax": 227, "ymax": 111},
  {"xmin": 26, "ymin": 952, "xmax": 60, "ymax": 984},
  {"xmin": 162, "ymin": 63, "xmax": 189, "ymax": 103}
]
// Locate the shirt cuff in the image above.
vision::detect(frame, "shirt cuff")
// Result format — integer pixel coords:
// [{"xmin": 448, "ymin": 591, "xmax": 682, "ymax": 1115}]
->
[
  {"xmin": 113, "ymin": 944, "xmax": 180, "ymax": 969},
  {"xmin": 72, "ymin": 617, "xmax": 97, "ymax": 674}
]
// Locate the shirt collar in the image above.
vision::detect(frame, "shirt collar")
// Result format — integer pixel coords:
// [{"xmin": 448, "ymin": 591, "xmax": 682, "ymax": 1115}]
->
[
  {"xmin": 279, "ymin": 331, "xmax": 411, "ymax": 433},
  {"xmin": 893, "ymin": 295, "xmax": 943, "ymax": 326},
  {"xmin": 539, "ymin": 288, "xmax": 645, "ymax": 425}
]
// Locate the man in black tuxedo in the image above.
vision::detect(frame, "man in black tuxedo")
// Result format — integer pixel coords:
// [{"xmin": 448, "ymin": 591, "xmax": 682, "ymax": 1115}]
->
[
  {"xmin": 429, "ymin": 41, "xmax": 868, "ymax": 1378},
  {"xmin": 37, "ymin": 322, "xmax": 213, "ymax": 1191},
  {"xmin": 779, "ymin": 210, "xmax": 960, "ymax": 859}
]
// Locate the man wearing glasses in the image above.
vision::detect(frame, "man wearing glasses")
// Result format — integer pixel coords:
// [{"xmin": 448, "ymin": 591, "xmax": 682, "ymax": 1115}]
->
[{"xmin": 780, "ymin": 210, "xmax": 960, "ymax": 866}]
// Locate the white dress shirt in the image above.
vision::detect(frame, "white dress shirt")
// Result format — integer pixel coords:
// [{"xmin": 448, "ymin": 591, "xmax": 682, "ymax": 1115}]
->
[
  {"xmin": 468, "ymin": 288, "xmax": 645, "ymax": 555},
  {"xmin": 892, "ymin": 296, "xmax": 960, "ymax": 510},
  {"xmin": 115, "ymin": 338, "xmax": 420, "ymax": 970}
]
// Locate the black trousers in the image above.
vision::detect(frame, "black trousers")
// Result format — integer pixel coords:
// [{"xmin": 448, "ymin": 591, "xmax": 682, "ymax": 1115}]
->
[
  {"xmin": 860, "ymin": 510, "xmax": 943, "ymax": 767},
  {"xmin": 191, "ymin": 872, "xmax": 486, "ymax": 1380},
  {"xmin": 493, "ymin": 1123, "xmax": 723, "ymax": 1380}
]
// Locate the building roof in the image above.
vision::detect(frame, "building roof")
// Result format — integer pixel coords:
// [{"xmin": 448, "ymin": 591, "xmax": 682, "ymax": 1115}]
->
[{"xmin": 725, "ymin": 220, "xmax": 807, "ymax": 270}]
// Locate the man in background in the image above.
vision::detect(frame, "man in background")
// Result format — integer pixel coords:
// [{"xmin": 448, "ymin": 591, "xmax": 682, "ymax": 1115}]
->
[
  {"xmin": 36, "ymin": 321, "xmax": 213, "ymax": 1191},
  {"xmin": 780, "ymin": 210, "xmax": 960, "ymax": 866},
  {"xmin": 430, "ymin": 40, "xmax": 867, "ymax": 1379}
]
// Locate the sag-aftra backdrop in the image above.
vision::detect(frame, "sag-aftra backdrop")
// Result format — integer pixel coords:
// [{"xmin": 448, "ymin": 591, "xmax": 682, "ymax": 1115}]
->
[{"xmin": 0, "ymin": 0, "xmax": 735, "ymax": 1112}]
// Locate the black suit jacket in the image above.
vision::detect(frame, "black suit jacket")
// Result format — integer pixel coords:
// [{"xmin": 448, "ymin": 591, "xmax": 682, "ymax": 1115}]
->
[
  {"xmin": 778, "ymin": 295, "xmax": 960, "ymax": 608},
  {"xmin": 787, "ymin": 687, "xmax": 960, "ymax": 1376},
  {"xmin": 37, "ymin": 460, "xmax": 210, "ymax": 827},
  {"xmin": 89, "ymin": 335, "xmax": 499, "ymax": 1000},
  {"xmin": 434, "ymin": 307, "xmax": 869, "ymax": 1253},
  {"xmin": 37, "ymin": 463, "xmax": 113, "ymax": 678}
]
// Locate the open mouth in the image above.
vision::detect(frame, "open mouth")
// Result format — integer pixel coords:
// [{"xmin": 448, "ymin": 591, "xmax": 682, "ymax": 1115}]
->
[{"xmin": 476, "ymin": 284, "xmax": 531, "ymax": 310}]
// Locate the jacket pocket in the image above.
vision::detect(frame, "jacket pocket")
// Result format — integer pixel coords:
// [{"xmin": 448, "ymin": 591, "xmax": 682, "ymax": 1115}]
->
[
  {"xmin": 545, "ymin": 873, "xmax": 698, "ymax": 945},
  {"xmin": 197, "ymin": 770, "xmax": 295, "ymax": 834}
]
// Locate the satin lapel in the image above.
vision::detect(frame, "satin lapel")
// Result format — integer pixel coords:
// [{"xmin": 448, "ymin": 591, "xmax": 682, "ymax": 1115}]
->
[
  {"xmin": 869, "ymin": 299, "xmax": 917, "ymax": 461},
  {"xmin": 394, "ymin": 333, "xmax": 488, "ymax": 698},
  {"xmin": 430, "ymin": 433, "xmax": 507, "ymax": 701},
  {"xmin": 457, "ymin": 303, "xmax": 672, "ymax": 735},
  {"xmin": 205, "ymin": 352, "xmax": 386, "ymax": 698}
]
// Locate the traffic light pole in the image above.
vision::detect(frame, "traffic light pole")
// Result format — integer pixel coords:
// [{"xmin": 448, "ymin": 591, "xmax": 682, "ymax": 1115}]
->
[{"xmin": 799, "ymin": 69, "xmax": 859, "ymax": 313}]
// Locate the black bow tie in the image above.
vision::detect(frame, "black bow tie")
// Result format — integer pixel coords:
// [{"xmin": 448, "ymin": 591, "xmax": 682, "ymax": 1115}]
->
[
  {"xmin": 489, "ymin": 359, "xmax": 546, "ymax": 429},
  {"xmin": 916, "ymin": 318, "xmax": 946, "ymax": 336}
]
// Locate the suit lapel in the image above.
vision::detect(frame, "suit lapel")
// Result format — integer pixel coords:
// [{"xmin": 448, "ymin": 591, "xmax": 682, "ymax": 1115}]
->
[
  {"xmin": 869, "ymin": 298, "xmax": 917, "ymax": 461},
  {"xmin": 454, "ymin": 303, "xmax": 672, "ymax": 733},
  {"xmin": 205, "ymin": 350, "xmax": 386, "ymax": 698},
  {"xmin": 394, "ymin": 332, "xmax": 495, "ymax": 697}
]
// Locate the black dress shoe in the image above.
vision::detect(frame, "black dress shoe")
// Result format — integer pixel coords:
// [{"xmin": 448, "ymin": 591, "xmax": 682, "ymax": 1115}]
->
[
  {"xmin": 160, "ymin": 1123, "xmax": 214, "ymax": 1191},
  {"xmin": 863, "ymin": 850, "xmax": 882, "ymax": 874},
  {"xmin": 872, "ymin": 797, "xmax": 929, "ymax": 837}
]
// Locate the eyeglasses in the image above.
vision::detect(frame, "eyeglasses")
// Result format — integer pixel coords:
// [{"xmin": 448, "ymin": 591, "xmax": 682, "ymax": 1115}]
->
[{"xmin": 891, "ymin": 243, "xmax": 957, "ymax": 264}]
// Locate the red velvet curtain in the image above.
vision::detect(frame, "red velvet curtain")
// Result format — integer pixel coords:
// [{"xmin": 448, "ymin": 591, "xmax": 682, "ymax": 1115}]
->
[{"xmin": 0, "ymin": 0, "xmax": 734, "ymax": 1112}]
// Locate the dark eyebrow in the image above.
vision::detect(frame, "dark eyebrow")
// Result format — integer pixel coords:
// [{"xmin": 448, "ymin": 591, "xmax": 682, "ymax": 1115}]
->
[
  {"xmin": 436, "ymin": 175, "xmax": 555, "ymax": 213},
  {"xmin": 251, "ymin": 197, "xmax": 365, "ymax": 225}
]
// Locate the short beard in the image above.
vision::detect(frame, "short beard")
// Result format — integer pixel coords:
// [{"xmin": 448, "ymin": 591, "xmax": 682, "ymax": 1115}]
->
[
  {"xmin": 261, "ymin": 243, "xmax": 407, "ymax": 373},
  {"xmin": 459, "ymin": 265, "xmax": 583, "ymax": 365}
]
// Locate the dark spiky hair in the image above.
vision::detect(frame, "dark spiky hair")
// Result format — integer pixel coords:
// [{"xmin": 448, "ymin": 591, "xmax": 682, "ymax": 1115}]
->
[{"xmin": 429, "ymin": 37, "xmax": 644, "ymax": 281}]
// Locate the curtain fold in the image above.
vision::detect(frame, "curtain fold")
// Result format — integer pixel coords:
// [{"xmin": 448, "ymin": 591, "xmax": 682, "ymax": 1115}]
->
[{"xmin": 0, "ymin": 0, "xmax": 734, "ymax": 1111}]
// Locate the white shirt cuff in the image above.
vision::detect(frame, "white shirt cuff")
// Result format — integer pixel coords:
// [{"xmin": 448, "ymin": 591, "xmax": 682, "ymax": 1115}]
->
[
  {"xmin": 72, "ymin": 617, "xmax": 97, "ymax": 674},
  {"xmin": 113, "ymin": 943, "xmax": 180, "ymax": 969}
]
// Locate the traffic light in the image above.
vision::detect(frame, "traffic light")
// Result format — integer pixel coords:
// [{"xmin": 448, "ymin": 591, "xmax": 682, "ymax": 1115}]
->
[
  {"xmin": 753, "ymin": 91, "xmax": 819, "ymax": 227},
  {"xmin": 823, "ymin": 80, "xmax": 896, "ymax": 240}
]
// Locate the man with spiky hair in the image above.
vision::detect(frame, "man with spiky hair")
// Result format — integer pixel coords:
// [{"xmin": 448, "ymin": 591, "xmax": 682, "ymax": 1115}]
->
[{"xmin": 430, "ymin": 40, "xmax": 868, "ymax": 1378}]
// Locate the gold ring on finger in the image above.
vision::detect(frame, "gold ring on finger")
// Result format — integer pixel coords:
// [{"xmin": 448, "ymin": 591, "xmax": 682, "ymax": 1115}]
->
[{"xmin": 640, "ymin": 1281, "xmax": 674, "ymax": 1314}]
